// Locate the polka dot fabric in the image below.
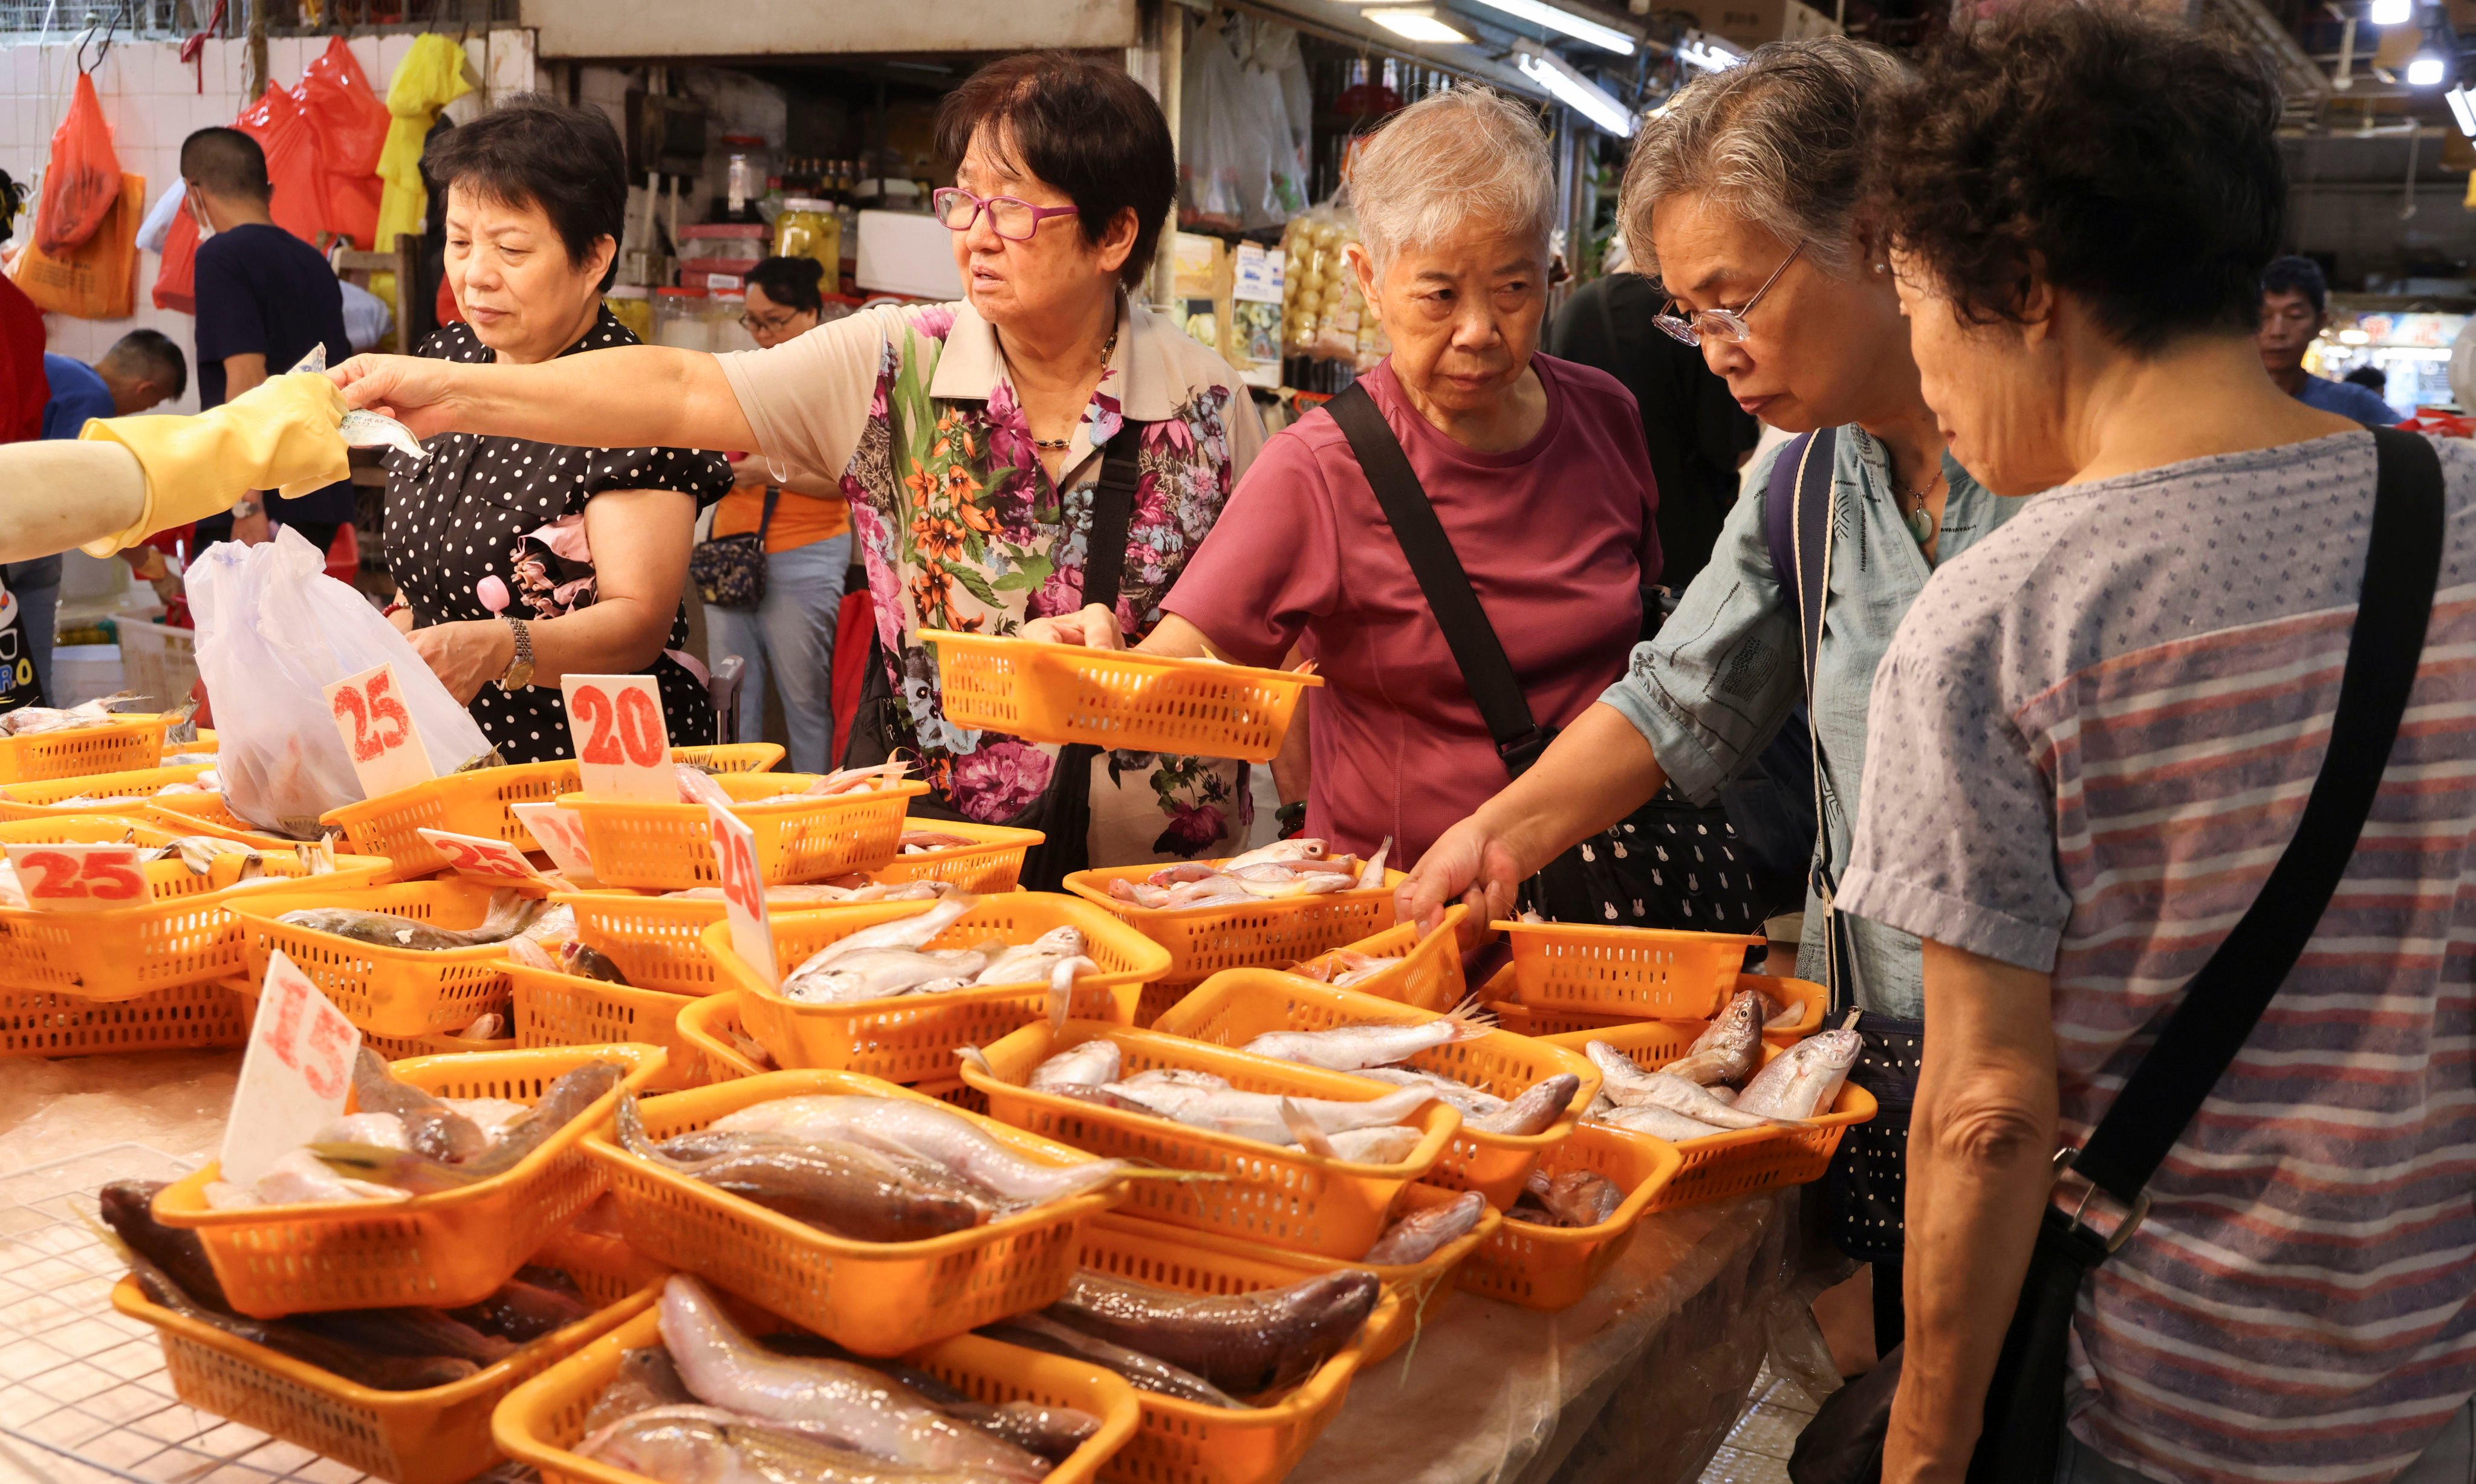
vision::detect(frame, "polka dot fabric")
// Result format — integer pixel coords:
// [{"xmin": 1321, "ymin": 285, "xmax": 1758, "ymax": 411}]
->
[{"xmin": 383, "ymin": 309, "xmax": 730, "ymax": 763}]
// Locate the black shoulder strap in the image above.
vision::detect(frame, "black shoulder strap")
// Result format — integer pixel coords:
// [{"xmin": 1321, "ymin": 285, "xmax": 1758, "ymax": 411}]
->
[
  {"xmin": 1324, "ymin": 382, "xmax": 1553, "ymax": 776},
  {"xmin": 756, "ymin": 485, "xmax": 781, "ymax": 540},
  {"xmin": 2073, "ymin": 429, "xmax": 2445, "ymax": 1206},
  {"xmin": 1082, "ymin": 424, "xmax": 1146, "ymax": 615},
  {"xmin": 1791, "ymin": 429, "xmax": 1836, "ymax": 693}
]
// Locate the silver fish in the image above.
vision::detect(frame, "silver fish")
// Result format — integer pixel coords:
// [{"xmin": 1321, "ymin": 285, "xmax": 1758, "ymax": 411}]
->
[
  {"xmin": 710, "ymin": 1094, "xmax": 1138, "ymax": 1205},
  {"xmin": 1028, "ymin": 1038, "xmax": 1121, "ymax": 1092},
  {"xmin": 1103, "ymin": 1072, "xmax": 1440, "ymax": 1147},
  {"xmin": 278, "ymin": 888, "xmax": 545, "ymax": 950},
  {"xmin": 1583, "ymin": 1042, "xmax": 1784, "ymax": 1130},
  {"xmin": 1238, "ymin": 996, "xmax": 1492, "ymax": 1072},
  {"xmin": 1467, "ymin": 1073, "xmax": 1582, "ymax": 1136},
  {"xmin": 340, "ymin": 407, "xmax": 427, "ymax": 462},
  {"xmin": 1593, "ymin": 1103, "xmax": 1732, "ymax": 1141},
  {"xmin": 1662, "ymin": 989, "xmax": 1767, "ymax": 1087},
  {"xmin": 1734, "ymin": 1028, "xmax": 1860, "ymax": 1119},
  {"xmin": 657, "ymin": 1275, "xmax": 1047, "ymax": 1481},
  {"xmin": 973, "ymin": 926, "xmax": 1085, "ymax": 987}
]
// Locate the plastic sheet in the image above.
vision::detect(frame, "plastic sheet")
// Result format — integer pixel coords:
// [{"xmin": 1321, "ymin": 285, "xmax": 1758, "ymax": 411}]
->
[
  {"xmin": 33, "ymin": 73, "xmax": 122, "ymax": 254},
  {"xmin": 0, "ymin": 1049, "xmax": 236, "ymax": 1172}
]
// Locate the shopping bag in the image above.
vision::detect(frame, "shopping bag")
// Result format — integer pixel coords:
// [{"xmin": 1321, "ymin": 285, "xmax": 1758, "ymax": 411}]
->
[
  {"xmin": 189, "ymin": 527, "xmax": 493, "ymax": 834},
  {"xmin": 11, "ymin": 172, "xmax": 141, "ymax": 320},
  {"xmin": 152, "ymin": 204, "xmax": 198, "ymax": 314},
  {"xmin": 0, "ymin": 590, "xmax": 47, "ymax": 713},
  {"xmin": 34, "ymin": 73, "xmax": 123, "ymax": 254}
]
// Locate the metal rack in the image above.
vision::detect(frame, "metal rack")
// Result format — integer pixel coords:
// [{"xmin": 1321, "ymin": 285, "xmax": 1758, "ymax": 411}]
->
[{"xmin": 0, "ymin": 1141, "xmax": 530, "ymax": 1484}]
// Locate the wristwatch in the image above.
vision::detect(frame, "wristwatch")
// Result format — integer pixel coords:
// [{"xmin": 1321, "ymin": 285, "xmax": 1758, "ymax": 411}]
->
[
  {"xmin": 229, "ymin": 498, "xmax": 262, "ymax": 520},
  {"xmin": 496, "ymin": 616, "xmax": 535, "ymax": 692}
]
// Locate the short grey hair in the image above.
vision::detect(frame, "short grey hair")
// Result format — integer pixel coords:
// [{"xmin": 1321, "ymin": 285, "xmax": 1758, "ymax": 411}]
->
[
  {"xmin": 1347, "ymin": 86, "xmax": 1556, "ymax": 273},
  {"xmin": 1619, "ymin": 37, "xmax": 1910, "ymax": 281}
]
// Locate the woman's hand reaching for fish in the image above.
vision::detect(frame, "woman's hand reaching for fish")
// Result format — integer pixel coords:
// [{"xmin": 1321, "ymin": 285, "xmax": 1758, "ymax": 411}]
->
[
  {"xmin": 1394, "ymin": 812, "xmax": 1530, "ymax": 944},
  {"xmin": 330, "ymin": 353, "xmax": 475, "ymax": 440},
  {"xmin": 406, "ymin": 618, "xmax": 518, "ymax": 705}
]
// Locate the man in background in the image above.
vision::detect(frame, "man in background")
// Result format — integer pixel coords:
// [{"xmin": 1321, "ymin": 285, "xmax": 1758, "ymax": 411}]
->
[
  {"xmin": 22, "ymin": 331, "xmax": 187, "ymax": 699},
  {"xmin": 180, "ymin": 127, "xmax": 353, "ymax": 552},
  {"xmin": 2258, "ymin": 254, "xmax": 2402, "ymax": 429}
]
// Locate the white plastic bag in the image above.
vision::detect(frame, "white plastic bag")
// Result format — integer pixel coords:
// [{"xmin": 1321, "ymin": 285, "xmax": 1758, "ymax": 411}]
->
[{"xmin": 189, "ymin": 528, "xmax": 493, "ymax": 835}]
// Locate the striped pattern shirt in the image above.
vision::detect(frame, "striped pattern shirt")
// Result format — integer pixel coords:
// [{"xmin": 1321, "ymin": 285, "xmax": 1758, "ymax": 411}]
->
[{"xmin": 1840, "ymin": 432, "xmax": 2476, "ymax": 1484}]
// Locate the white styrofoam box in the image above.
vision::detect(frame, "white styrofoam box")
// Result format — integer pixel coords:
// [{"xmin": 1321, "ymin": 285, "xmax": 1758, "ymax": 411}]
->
[
  {"xmin": 50, "ymin": 645, "xmax": 125, "ymax": 710},
  {"xmin": 855, "ymin": 210, "xmax": 964, "ymax": 302}
]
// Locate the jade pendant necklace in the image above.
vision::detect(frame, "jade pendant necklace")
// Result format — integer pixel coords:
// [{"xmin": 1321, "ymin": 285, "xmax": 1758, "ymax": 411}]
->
[{"xmin": 1901, "ymin": 472, "xmax": 1943, "ymax": 548}]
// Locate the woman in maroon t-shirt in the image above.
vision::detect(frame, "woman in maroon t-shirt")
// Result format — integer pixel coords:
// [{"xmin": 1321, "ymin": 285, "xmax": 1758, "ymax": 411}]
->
[{"xmin": 1024, "ymin": 86, "xmax": 1661, "ymax": 871}]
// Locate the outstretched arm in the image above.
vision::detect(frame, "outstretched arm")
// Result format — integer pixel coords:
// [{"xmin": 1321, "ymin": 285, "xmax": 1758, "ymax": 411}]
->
[
  {"xmin": 332, "ymin": 345, "xmax": 757, "ymax": 453},
  {"xmin": 0, "ymin": 441, "xmax": 147, "ymax": 561}
]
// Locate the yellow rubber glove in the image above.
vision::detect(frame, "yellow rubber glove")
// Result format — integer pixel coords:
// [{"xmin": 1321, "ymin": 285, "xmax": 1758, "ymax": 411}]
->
[{"xmin": 76, "ymin": 373, "xmax": 349, "ymax": 556}]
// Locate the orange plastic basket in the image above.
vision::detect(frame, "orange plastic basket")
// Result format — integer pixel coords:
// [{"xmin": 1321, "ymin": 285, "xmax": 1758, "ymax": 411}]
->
[
  {"xmin": 0, "ymin": 847, "xmax": 390, "ymax": 1002},
  {"xmin": 1065, "ymin": 863, "xmax": 1405, "ymax": 988},
  {"xmin": 151, "ymin": 1043, "xmax": 666, "ymax": 1316},
  {"xmin": 511, "ymin": 962, "xmax": 701, "ymax": 1091},
  {"xmin": 494, "ymin": 1300, "xmax": 1140, "ymax": 1484},
  {"xmin": 1059, "ymin": 1214, "xmax": 1395, "ymax": 1484},
  {"xmin": 1487, "ymin": 973, "xmax": 1827, "ymax": 1048},
  {"xmin": 1288, "ymin": 906, "xmax": 1469, "ymax": 1011},
  {"xmin": 714, "ymin": 893, "xmax": 1169, "ymax": 1082},
  {"xmin": 147, "ymin": 788, "xmax": 324, "ymax": 851},
  {"xmin": 0, "ymin": 713, "xmax": 167, "ymax": 783},
  {"xmin": 1149, "ymin": 969, "xmax": 1599, "ymax": 1207},
  {"xmin": 232, "ymin": 978, "xmax": 521, "ymax": 1061},
  {"xmin": 1539, "ymin": 1022, "xmax": 1875, "ymax": 1214},
  {"xmin": 0, "ymin": 978, "xmax": 249, "ymax": 1058},
  {"xmin": 0, "ymin": 762, "xmax": 213, "ymax": 821},
  {"xmin": 559, "ymin": 770, "xmax": 926, "ymax": 890},
  {"xmin": 1448, "ymin": 1118, "xmax": 1686, "ymax": 1311},
  {"xmin": 876, "ymin": 818, "xmax": 1046, "ymax": 892},
  {"xmin": 583, "ymin": 1068, "xmax": 1124, "ymax": 1354},
  {"xmin": 229, "ymin": 878, "xmax": 551, "ymax": 1037},
  {"xmin": 963, "ymin": 1020, "xmax": 1461, "ymax": 1260},
  {"xmin": 109, "ymin": 1228, "xmax": 668, "ymax": 1484},
  {"xmin": 0, "ymin": 814, "xmax": 180, "ymax": 848},
  {"xmin": 672, "ymin": 988, "xmax": 772, "ymax": 1083},
  {"xmin": 923, "ymin": 628, "xmax": 1320, "ymax": 764},
  {"xmin": 320, "ymin": 743, "xmax": 785, "ymax": 878},
  {"xmin": 1492, "ymin": 918, "xmax": 1765, "ymax": 1021}
]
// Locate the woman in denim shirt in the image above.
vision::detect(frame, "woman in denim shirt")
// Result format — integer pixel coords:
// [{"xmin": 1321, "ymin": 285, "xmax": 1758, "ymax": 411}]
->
[{"xmin": 1399, "ymin": 36, "xmax": 2019, "ymax": 1354}]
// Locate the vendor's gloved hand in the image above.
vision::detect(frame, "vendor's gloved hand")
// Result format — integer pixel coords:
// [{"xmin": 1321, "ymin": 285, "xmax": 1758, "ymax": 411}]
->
[{"xmin": 74, "ymin": 373, "xmax": 348, "ymax": 555}]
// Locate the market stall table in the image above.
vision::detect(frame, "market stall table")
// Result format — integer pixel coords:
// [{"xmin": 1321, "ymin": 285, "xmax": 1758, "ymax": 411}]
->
[{"xmin": 0, "ymin": 1050, "xmax": 1807, "ymax": 1484}]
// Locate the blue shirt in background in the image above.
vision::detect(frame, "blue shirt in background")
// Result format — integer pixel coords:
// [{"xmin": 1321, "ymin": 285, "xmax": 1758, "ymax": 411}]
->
[
  {"xmin": 193, "ymin": 222, "xmax": 355, "ymax": 527},
  {"xmin": 2293, "ymin": 372, "xmax": 2402, "ymax": 429},
  {"xmin": 37, "ymin": 353, "xmax": 112, "ymax": 441}
]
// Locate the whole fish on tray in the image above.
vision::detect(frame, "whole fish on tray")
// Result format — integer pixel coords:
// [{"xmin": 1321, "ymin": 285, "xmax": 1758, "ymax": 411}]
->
[
  {"xmin": 1047, "ymin": 1266, "xmax": 1379, "ymax": 1394},
  {"xmin": 0, "ymin": 689, "xmax": 148, "ymax": 736},
  {"xmin": 1020, "ymin": 1044, "xmax": 1441, "ymax": 1153},
  {"xmin": 1360, "ymin": 1189, "xmax": 1488, "ymax": 1264},
  {"xmin": 776, "ymin": 896, "xmax": 1098, "ymax": 1010},
  {"xmin": 276, "ymin": 887, "xmax": 547, "ymax": 950},
  {"xmin": 1102, "ymin": 837, "xmax": 1391, "ymax": 909},
  {"xmin": 1507, "ymin": 1167, "xmax": 1625, "ymax": 1228},
  {"xmin": 1576, "ymin": 1000, "xmax": 1857, "ymax": 1142}
]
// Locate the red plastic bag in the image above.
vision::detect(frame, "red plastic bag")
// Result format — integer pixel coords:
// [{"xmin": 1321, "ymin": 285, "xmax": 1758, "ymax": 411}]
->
[
  {"xmin": 34, "ymin": 73, "xmax": 124, "ymax": 255},
  {"xmin": 233, "ymin": 84, "xmax": 325, "ymax": 247},
  {"xmin": 152, "ymin": 203, "xmax": 198, "ymax": 314},
  {"xmin": 296, "ymin": 38, "xmax": 388, "ymax": 248}
]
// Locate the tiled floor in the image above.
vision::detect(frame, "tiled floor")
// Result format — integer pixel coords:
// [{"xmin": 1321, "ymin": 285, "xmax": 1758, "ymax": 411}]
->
[{"xmin": 1700, "ymin": 1363, "xmax": 1819, "ymax": 1484}]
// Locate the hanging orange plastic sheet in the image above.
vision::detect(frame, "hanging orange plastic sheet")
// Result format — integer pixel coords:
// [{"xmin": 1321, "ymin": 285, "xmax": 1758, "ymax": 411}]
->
[
  {"xmin": 33, "ymin": 73, "xmax": 123, "ymax": 254},
  {"xmin": 297, "ymin": 37, "xmax": 389, "ymax": 248},
  {"xmin": 152, "ymin": 205, "xmax": 198, "ymax": 313},
  {"xmin": 232, "ymin": 84, "xmax": 327, "ymax": 246},
  {"xmin": 13, "ymin": 172, "xmax": 141, "ymax": 320}
]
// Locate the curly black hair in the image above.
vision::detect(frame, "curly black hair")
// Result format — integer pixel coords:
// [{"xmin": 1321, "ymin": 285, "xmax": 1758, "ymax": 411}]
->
[{"xmin": 1871, "ymin": 2, "xmax": 2285, "ymax": 354}]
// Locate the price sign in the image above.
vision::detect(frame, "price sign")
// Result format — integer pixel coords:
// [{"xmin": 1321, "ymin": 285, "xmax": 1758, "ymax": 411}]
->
[
  {"xmin": 561, "ymin": 675, "xmax": 672, "ymax": 802},
  {"xmin": 221, "ymin": 951, "xmax": 360, "ymax": 1188},
  {"xmin": 323, "ymin": 663, "xmax": 436, "ymax": 798},
  {"xmin": 511, "ymin": 802, "xmax": 598, "ymax": 884},
  {"xmin": 416, "ymin": 828, "xmax": 547, "ymax": 883},
  {"xmin": 4, "ymin": 843, "xmax": 148, "ymax": 912},
  {"xmin": 706, "ymin": 803, "xmax": 778, "ymax": 987}
]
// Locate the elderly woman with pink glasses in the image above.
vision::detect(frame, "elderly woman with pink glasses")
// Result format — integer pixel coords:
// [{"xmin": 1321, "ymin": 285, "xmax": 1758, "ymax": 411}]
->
[{"xmin": 337, "ymin": 53, "xmax": 1264, "ymax": 878}]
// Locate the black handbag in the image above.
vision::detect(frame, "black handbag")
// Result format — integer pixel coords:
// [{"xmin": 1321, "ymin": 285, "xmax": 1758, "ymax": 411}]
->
[
  {"xmin": 840, "ymin": 426, "xmax": 1147, "ymax": 893},
  {"xmin": 1322, "ymin": 382, "xmax": 1778, "ymax": 933},
  {"xmin": 1789, "ymin": 427, "xmax": 2445, "ymax": 1484},
  {"xmin": 689, "ymin": 486, "xmax": 779, "ymax": 609}
]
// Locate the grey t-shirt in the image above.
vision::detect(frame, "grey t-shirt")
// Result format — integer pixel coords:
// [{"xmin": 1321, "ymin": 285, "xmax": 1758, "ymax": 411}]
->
[{"xmin": 1841, "ymin": 431, "xmax": 2476, "ymax": 1484}]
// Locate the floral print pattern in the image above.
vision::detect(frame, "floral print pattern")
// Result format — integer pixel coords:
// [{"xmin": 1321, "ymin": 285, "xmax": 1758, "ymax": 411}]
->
[{"xmin": 840, "ymin": 311, "xmax": 1251, "ymax": 855}]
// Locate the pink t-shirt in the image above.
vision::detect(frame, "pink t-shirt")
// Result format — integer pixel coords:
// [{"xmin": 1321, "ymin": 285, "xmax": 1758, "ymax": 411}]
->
[{"xmin": 1165, "ymin": 354, "xmax": 1660, "ymax": 864}]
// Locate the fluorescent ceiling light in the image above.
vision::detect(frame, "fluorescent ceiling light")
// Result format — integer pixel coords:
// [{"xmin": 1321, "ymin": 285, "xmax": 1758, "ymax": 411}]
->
[
  {"xmin": 2408, "ymin": 51, "xmax": 2447, "ymax": 85},
  {"xmin": 2448, "ymin": 83, "xmax": 2476, "ymax": 135},
  {"xmin": 1515, "ymin": 47, "xmax": 1637, "ymax": 136},
  {"xmin": 1466, "ymin": 0, "xmax": 1636, "ymax": 54},
  {"xmin": 1677, "ymin": 31, "xmax": 1744, "ymax": 71},
  {"xmin": 2369, "ymin": 0, "xmax": 2412, "ymax": 25},
  {"xmin": 1366, "ymin": 6, "xmax": 1475, "ymax": 42}
]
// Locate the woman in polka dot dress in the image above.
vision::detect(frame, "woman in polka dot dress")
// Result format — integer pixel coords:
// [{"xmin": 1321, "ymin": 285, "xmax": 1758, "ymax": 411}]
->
[{"xmin": 380, "ymin": 100, "xmax": 727, "ymax": 763}]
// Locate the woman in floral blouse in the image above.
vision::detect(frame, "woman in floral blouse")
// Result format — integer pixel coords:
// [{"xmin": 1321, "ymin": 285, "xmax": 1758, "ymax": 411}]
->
[{"xmin": 336, "ymin": 57, "xmax": 1266, "ymax": 865}]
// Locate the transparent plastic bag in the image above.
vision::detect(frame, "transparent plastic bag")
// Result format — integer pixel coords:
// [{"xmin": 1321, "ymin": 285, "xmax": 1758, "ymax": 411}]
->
[
  {"xmin": 1179, "ymin": 18, "xmax": 1249, "ymax": 232},
  {"xmin": 34, "ymin": 73, "xmax": 122, "ymax": 255},
  {"xmin": 189, "ymin": 527, "xmax": 493, "ymax": 834}
]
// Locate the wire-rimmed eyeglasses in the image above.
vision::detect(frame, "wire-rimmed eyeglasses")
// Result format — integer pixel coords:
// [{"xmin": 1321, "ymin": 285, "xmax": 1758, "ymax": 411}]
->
[
  {"xmin": 931, "ymin": 187, "xmax": 1080, "ymax": 242},
  {"xmin": 1652, "ymin": 240, "xmax": 1807, "ymax": 346}
]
